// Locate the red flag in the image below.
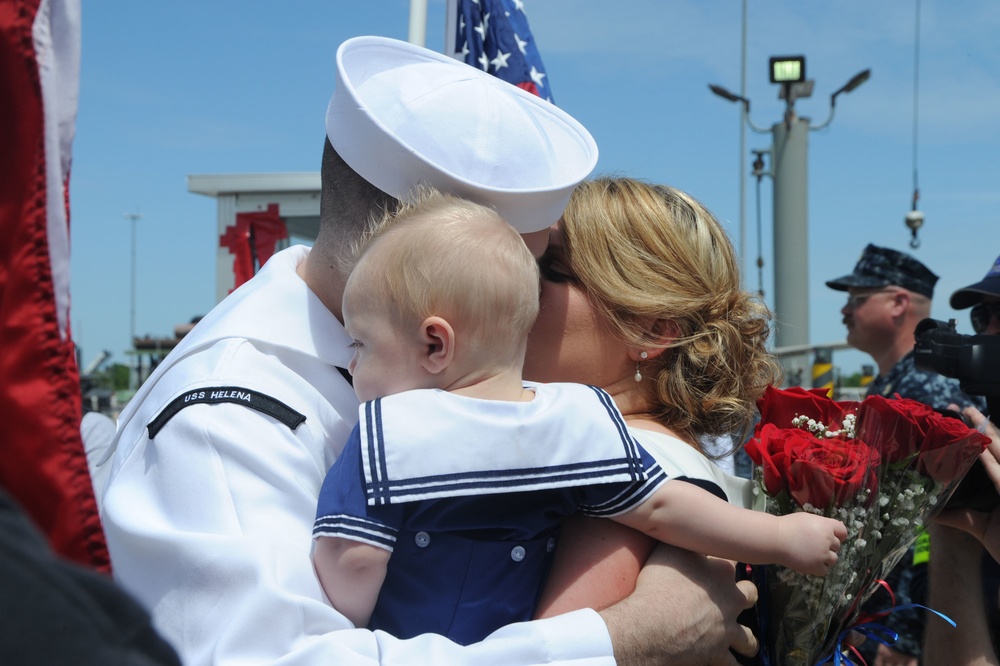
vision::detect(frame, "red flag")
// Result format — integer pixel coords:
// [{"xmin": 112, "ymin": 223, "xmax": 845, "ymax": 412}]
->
[{"xmin": 0, "ymin": 0, "xmax": 109, "ymax": 571}]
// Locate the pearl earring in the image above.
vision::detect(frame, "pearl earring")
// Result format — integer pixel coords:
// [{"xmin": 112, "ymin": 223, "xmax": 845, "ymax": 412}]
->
[{"xmin": 634, "ymin": 351, "xmax": 648, "ymax": 382}]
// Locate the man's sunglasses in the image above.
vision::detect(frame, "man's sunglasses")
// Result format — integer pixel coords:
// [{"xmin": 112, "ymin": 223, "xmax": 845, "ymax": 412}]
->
[{"xmin": 971, "ymin": 301, "xmax": 1000, "ymax": 334}]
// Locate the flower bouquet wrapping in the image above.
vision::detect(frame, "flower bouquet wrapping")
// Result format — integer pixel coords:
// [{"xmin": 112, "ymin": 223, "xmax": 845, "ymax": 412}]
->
[{"xmin": 744, "ymin": 386, "xmax": 990, "ymax": 666}]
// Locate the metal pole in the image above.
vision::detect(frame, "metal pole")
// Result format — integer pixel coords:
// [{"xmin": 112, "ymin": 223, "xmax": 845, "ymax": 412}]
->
[
  {"xmin": 738, "ymin": 0, "xmax": 747, "ymax": 268},
  {"xmin": 408, "ymin": 0, "xmax": 428, "ymax": 47},
  {"xmin": 771, "ymin": 116, "xmax": 810, "ymax": 382},
  {"xmin": 125, "ymin": 211, "xmax": 142, "ymax": 390}
]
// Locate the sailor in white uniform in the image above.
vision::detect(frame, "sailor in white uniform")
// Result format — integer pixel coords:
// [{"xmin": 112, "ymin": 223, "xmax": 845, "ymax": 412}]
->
[{"xmin": 95, "ymin": 35, "xmax": 620, "ymax": 665}]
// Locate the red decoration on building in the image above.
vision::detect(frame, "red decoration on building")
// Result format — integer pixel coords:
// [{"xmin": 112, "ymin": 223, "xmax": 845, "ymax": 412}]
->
[{"xmin": 219, "ymin": 204, "xmax": 288, "ymax": 292}]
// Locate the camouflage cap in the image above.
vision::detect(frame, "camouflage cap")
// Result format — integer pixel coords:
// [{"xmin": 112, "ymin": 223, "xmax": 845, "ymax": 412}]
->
[
  {"xmin": 950, "ymin": 253, "xmax": 1000, "ymax": 309},
  {"xmin": 825, "ymin": 244, "xmax": 938, "ymax": 298}
]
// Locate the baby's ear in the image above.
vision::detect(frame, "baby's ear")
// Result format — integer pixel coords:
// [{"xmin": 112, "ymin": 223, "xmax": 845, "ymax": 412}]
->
[{"xmin": 420, "ymin": 316, "xmax": 455, "ymax": 375}]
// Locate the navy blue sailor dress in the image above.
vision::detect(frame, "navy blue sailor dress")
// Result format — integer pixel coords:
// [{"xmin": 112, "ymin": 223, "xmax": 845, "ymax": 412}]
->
[{"xmin": 313, "ymin": 382, "xmax": 667, "ymax": 645}]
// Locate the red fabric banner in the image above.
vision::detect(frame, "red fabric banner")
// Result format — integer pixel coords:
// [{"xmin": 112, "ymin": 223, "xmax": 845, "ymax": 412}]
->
[{"xmin": 0, "ymin": 0, "xmax": 109, "ymax": 571}]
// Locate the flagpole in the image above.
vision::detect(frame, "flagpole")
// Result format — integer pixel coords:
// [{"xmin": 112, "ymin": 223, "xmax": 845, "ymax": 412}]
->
[
  {"xmin": 408, "ymin": 0, "xmax": 427, "ymax": 47},
  {"xmin": 739, "ymin": 0, "xmax": 747, "ymax": 270},
  {"xmin": 126, "ymin": 210, "xmax": 142, "ymax": 390},
  {"xmin": 444, "ymin": 0, "xmax": 458, "ymax": 55}
]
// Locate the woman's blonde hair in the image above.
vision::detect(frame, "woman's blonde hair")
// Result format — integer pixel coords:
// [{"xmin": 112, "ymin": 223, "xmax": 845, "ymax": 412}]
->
[
  {"xmin": 346, "ymin": 189, "xmax": 540, "ymax": 365},
  {"xmin": 561, "ymin": 177, "xmax": 782, "ymax": 445}
]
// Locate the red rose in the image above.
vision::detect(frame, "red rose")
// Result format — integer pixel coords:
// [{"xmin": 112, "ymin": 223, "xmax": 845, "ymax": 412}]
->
[
  {"xmin": 855, "ymin": 395, "xmax": 934, "ymax": 463},
  {"xmin": 855, "ymin": 396, "xmax": 989, "ymax": 483},
  {"xmin": 745, "ymin": 423, "xmax": 793, "ymax": 497},
  {"xmin": 747, "ymin": 423, "xmax": 880, "ymax": 508},
  {"xmin": 755, "ymin": 385, "xmax": 859, "ymax": 436},
  {"xmin": 786, "ymin": 437, "xmax": 880, "ymax": 509},
  {"xmin": 916, "ymin": 411, "xmax": 990, "ymax": 484}
]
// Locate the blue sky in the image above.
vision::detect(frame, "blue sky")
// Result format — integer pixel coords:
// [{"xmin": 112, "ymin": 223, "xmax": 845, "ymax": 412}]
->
[{"xmin": 70, "ymin": 1, "xmax": 1000, "ymax": 379}]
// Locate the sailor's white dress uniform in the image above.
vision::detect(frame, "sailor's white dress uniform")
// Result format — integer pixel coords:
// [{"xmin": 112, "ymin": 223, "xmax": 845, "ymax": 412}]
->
[
  {"xmin": 98, "ymin": 247, "xmax": 621, "ymax": 665},
  {"xmin": 315, "ymin": 382, "xmax": 669, "ymax": 644}
]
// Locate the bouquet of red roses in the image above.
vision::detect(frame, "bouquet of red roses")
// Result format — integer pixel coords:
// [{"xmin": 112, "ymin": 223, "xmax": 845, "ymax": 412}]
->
[{"xmin": 744, "ymin": 386, "xmax": 989, "ymax": 666}]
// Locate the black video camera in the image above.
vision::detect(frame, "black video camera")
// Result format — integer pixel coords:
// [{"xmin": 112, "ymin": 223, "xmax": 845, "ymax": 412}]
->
[{"xmin": 913, "ymin": 318, "xmax": 1000, "ymax": 511}]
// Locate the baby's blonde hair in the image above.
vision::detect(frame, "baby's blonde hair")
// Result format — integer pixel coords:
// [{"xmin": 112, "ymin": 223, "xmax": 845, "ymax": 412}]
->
[
  {"xmin": 345, "ymin": 189, "xmax": 540, "ymax": 366},
  {"xmin": 561, "ymin": 177, "xmax": 783, "ymax": 445}
]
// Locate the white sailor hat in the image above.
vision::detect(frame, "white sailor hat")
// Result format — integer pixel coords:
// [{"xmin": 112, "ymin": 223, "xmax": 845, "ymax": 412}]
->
[{"xmin": 326, "ymin": 35, "xmax": 598, "ymax": 234}]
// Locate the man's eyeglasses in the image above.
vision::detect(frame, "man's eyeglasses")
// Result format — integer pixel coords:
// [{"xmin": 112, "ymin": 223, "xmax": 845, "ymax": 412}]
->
[
  {"xmin": 971, "ymin": 301, "xmax": 1000, "ymax": 334},
  {"xmin": 845, "ymin": 289, "xmax": 898, "ymax": 309}
]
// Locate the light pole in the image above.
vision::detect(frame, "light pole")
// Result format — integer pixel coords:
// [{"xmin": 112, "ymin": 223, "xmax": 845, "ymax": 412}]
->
[
  {"xmin": 710, "ymin": 58, "xmax": 870, "ymax": 385},
  {"xmin": 125, "ymin": 210, "xmax": 142, "ymax": 390},
  {"xmin": 408, "ymin": 0, "xmax": 427, "ymax": 46}
]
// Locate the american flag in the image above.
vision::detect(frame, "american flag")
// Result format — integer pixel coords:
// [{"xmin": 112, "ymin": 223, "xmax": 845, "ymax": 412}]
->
[
  {"xmin": 0, "ymin": 0, "xmax": 109, "ymax": 571},
  {"xmin": 449, "ymin": 0, "xmax": 554, "ymax": 103}
]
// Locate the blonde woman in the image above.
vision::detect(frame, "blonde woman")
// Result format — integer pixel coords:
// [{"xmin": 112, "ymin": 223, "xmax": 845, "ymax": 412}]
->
[{"xmin": 526, "ymin": 177, "xmax": 784, "ymax": 617}]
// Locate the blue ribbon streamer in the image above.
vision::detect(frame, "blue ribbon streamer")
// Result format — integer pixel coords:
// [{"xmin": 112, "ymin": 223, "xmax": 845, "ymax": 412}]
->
[{"xmin": 817, "ymin": 604, "xmax": 956, "ymax": 666}]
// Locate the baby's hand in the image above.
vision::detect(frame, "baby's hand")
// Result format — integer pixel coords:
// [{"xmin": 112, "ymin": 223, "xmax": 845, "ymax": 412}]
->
[{"xmin": 778, "ymin": 513, "xmax": 848, "ymax": 576}]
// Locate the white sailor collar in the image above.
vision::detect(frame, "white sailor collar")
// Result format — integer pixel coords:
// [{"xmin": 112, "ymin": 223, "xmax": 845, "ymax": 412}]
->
[
  {"xmin": 168, "ymin": 246, "xmax": 353, "ymax": 370},
  {"xmin": 358, "ymin": 382, "xmax": 648, "ymax": 505}
]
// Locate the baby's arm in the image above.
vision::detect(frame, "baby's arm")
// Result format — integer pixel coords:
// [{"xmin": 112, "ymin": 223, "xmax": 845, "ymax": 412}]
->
[
  {"xmin": 313, "ymin": 536, "xmax": 391, "ymax": 628},
  {"xmin": 612, "ymin": 480, "xmax": 847, "ymax": 576}
]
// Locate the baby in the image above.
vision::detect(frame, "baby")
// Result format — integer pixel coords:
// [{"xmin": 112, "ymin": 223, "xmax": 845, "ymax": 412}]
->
[{"xmin": 312, "ymin": 190, "xmax": 846, "ymax": 645}]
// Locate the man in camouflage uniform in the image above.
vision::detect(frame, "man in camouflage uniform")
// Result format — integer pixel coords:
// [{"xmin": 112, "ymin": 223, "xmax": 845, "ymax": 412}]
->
[
  {"xmin": 828, "ymin": 244, "xmax": 979, "ymax": 411},
  {"xmin": 827, "ymin": 244, "xmax": 984, "ymax": 666}
]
